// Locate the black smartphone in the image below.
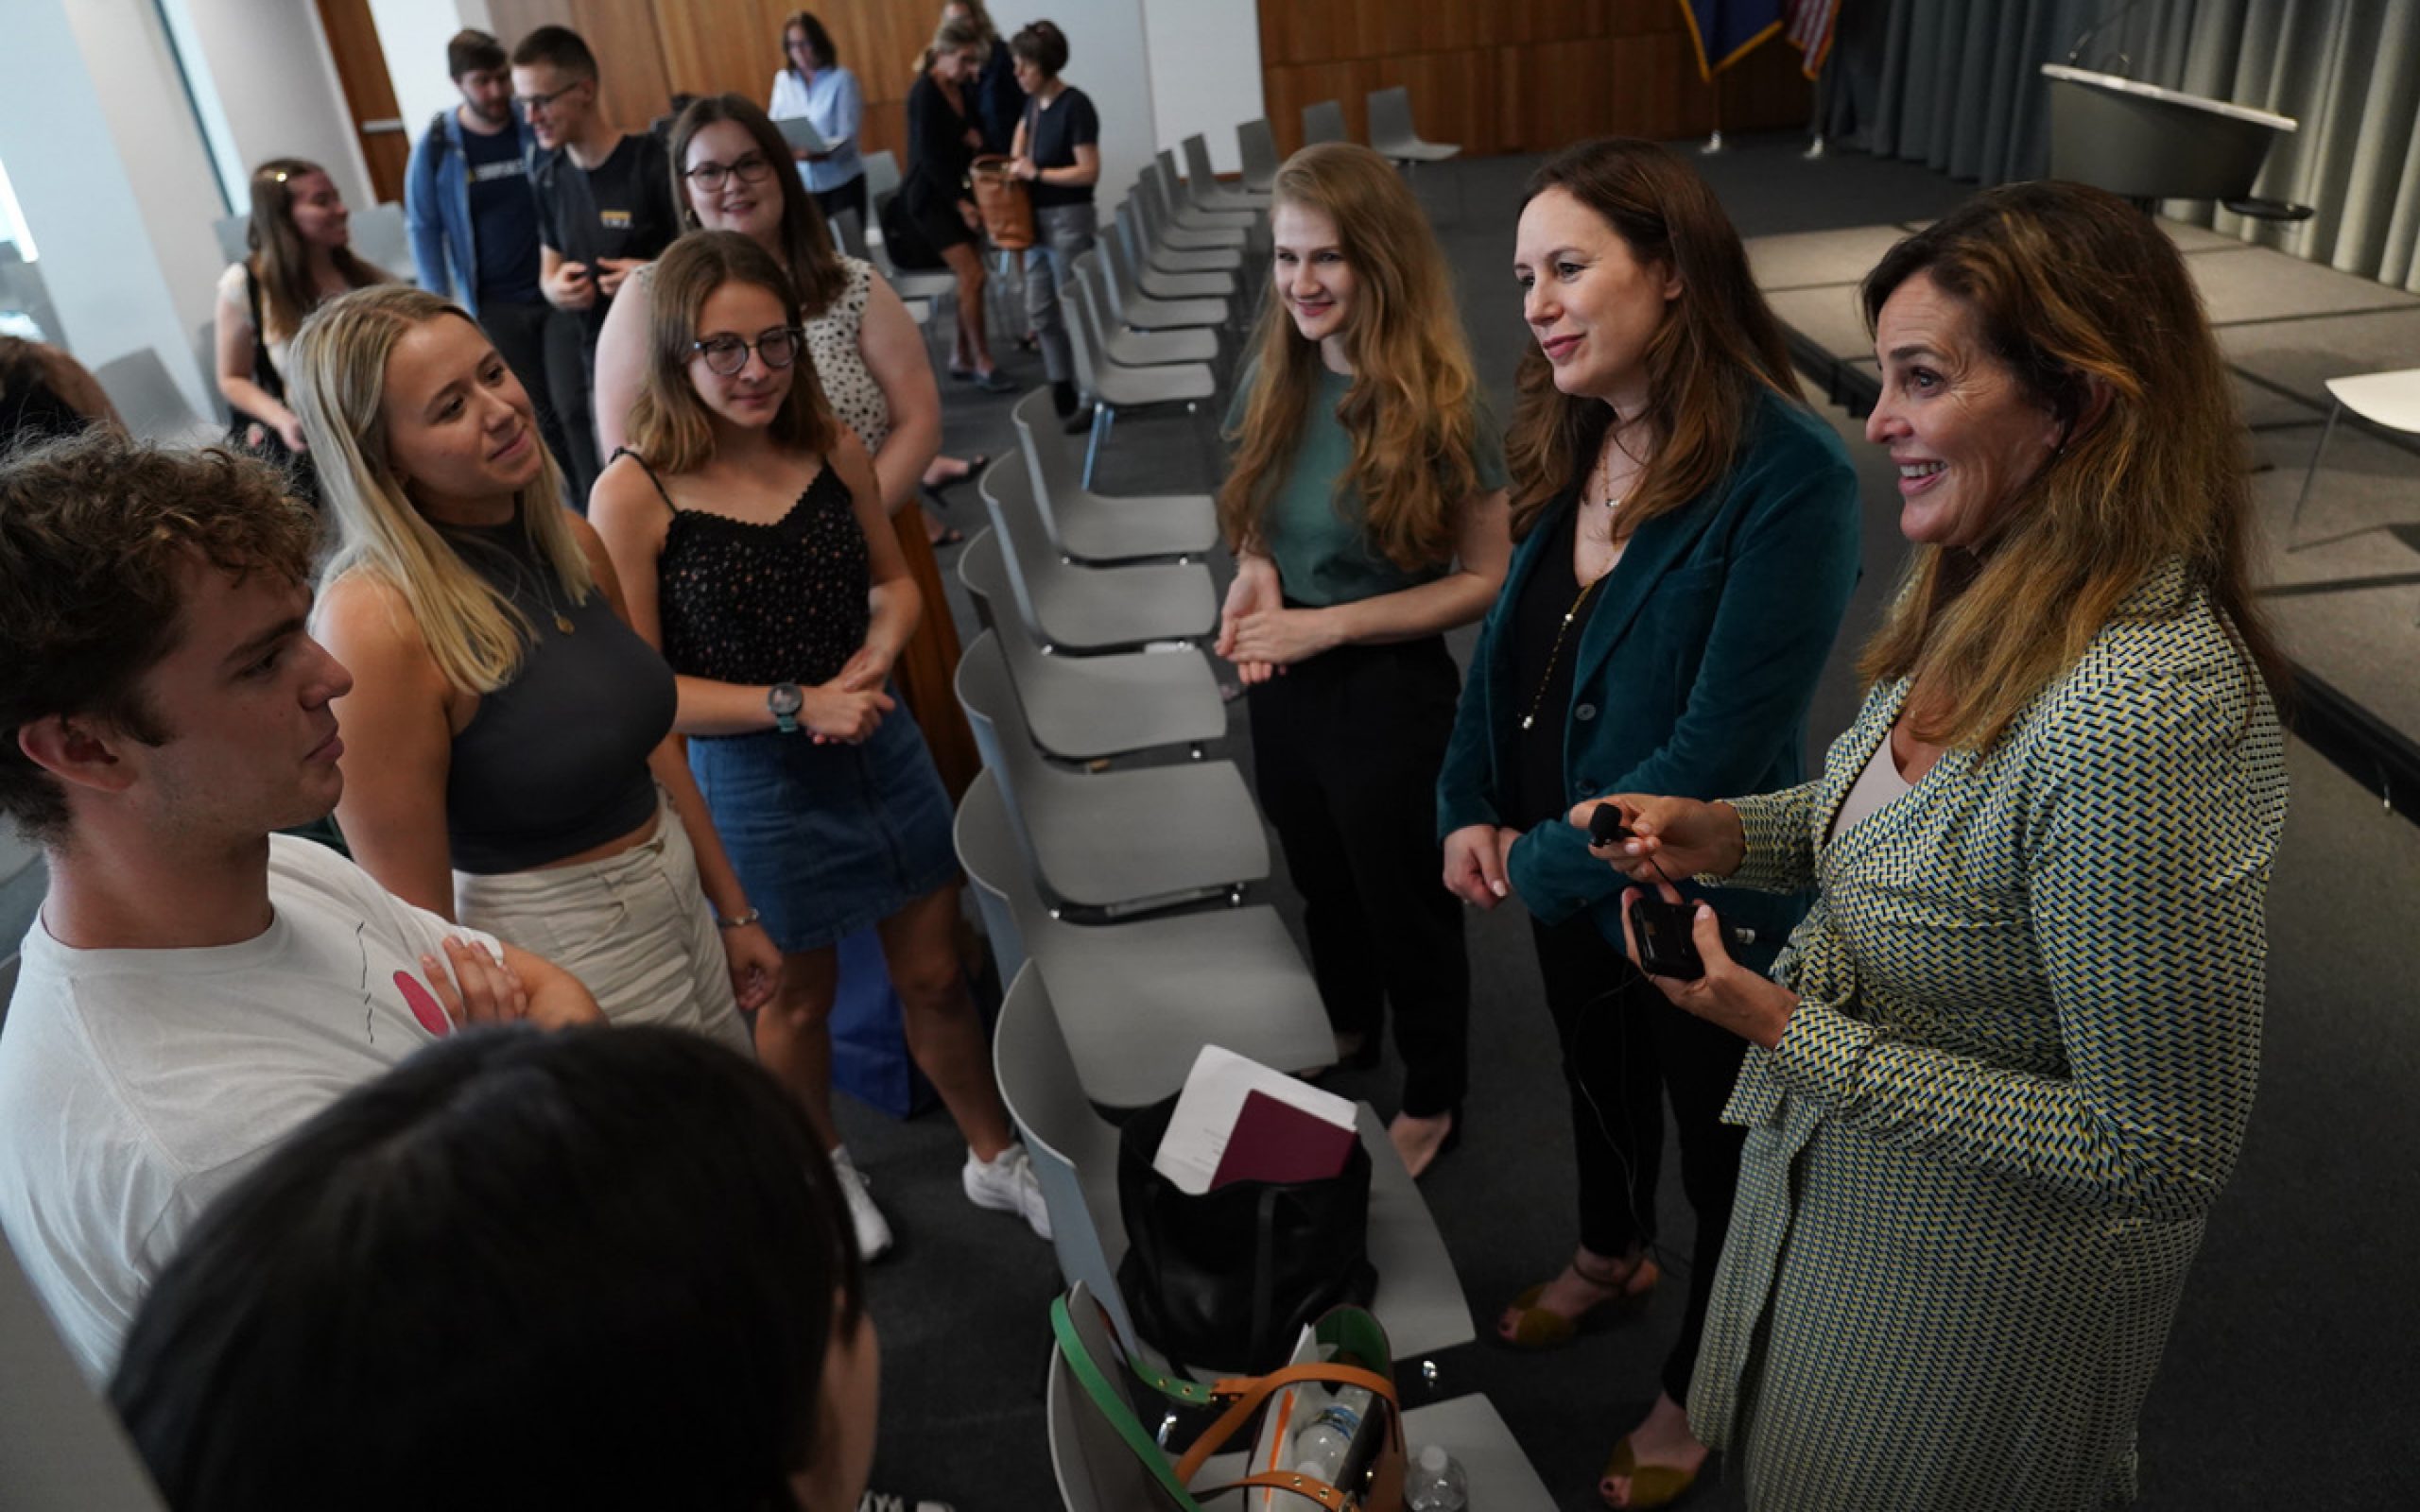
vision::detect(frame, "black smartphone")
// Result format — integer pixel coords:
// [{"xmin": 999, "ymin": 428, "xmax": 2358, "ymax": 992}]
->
[{"xmin": 1630, "ymin": 894, "xmax": 1708, "ymax": 981}]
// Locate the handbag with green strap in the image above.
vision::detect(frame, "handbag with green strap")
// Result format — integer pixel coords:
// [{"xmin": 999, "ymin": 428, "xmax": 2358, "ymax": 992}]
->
[{"xmin": 1049, "ymin": 1292, "xmax": 1407, "ymax": 1511}]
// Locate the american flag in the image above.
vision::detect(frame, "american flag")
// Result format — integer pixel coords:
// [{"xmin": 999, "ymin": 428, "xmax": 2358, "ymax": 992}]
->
[
  {"xmin": 1786, "ymin": 0, "xmax": 1843, "ymax": 78},
  {"xmin": 1680, "ymin": 1, "xmax": 1843, "ymax": 80}
]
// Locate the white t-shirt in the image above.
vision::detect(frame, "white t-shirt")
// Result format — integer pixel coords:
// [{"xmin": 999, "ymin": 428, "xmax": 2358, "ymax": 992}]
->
[{"xmin": 0, "ymin": 835, "xmax": 497, "ymax": 1383}]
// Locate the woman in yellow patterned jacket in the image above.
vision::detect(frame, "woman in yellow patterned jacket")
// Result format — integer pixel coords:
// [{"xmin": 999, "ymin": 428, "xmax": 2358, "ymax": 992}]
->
[{"xmin": 1573, "ymin": 180, "xmax": 2290, "ymax": 1510}]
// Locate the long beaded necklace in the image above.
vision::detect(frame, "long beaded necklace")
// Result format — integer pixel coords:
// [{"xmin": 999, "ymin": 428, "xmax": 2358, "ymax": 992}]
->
[{"xmin": 1518, "ymin": 430, "xmax": 1635, "ymax": 731}]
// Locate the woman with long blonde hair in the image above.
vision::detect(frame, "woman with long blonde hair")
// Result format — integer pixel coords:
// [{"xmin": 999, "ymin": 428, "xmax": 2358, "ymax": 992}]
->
[
  {"xmin": 214, "ymin": 159, "xmax": 392, "ymax": 493},
  {"xmin": 1213, "ymin": 142, "xmax": 1512, "ymax": 1177},
  {"xmin": 296, "ymin": 284, "xmax": 774, "ymax": 1053},
  {"xmin": 588, "ymin": 232, "xmax": 1045, "ymax": 1262}
]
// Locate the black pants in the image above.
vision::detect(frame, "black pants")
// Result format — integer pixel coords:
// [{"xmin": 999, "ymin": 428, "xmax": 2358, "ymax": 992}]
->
[
  {"xmin": 477, "ymin": 298, "xmax": 575, "ymax": 502},
  {"xmin": 543, "ymin": 308, "xmax": 602, "ymax": 507},
  {"xmin": 814, "ymin": 175, "xmax": 870, "ymax": 238},
  {"xmin": 1530, "ymin": 911, "xmax": 1747, "ymax": 1404},
  {"xmin": 1246, "ymin": 635, "xmax": 1468, "ymax": 1117}
]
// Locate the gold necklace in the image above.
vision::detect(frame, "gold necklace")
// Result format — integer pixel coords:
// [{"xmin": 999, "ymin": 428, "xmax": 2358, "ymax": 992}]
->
[{"xmin": 1519, "ymin": 571, "xmax": 1604, "ymax": 731}]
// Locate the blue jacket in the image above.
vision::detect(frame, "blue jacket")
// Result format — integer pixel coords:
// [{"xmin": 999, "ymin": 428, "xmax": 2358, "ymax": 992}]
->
[
  {"xmin": 404, "ymin": 108, "xmax": 540, "ymax": 318},
  {"xmin": 1436, "ymin": 389, "xmax": 1862, "ymax": 958}
]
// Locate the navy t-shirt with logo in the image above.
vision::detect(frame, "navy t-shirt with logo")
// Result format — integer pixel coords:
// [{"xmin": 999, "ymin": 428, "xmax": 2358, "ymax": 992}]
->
[
  {"xmin": 532, "ymin": 132, "xmax": 680, "ymax": 337},
  {"xmin": 458, "ymin": 119, "xmax": 541, "ymax": 308}
]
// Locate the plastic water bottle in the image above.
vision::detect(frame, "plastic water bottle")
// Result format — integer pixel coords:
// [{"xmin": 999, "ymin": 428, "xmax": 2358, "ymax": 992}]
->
[
  {"xmin": 1288, "ymin": 1385, "xmax": 1374, "ymax": 1482},
  {"xmin": 1406, "ymin": 1443, "xmax": 1469, "ymax": 1511}
]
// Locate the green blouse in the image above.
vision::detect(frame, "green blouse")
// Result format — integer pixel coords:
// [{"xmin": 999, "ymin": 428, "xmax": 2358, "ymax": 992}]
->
[{"xmin": 1226, "ymin": 363, "xmax": 1507, "ymax": 608}]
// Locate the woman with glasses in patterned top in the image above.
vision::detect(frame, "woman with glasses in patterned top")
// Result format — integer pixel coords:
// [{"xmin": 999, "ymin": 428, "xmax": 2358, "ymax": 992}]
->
[{"xmin": 589, "ymin": 232, "xmax": 1046, "ymax": 1264}]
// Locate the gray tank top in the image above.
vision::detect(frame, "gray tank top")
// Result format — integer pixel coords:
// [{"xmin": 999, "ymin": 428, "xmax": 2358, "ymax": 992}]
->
[{"xmin": 441, "ymin": 519, "xmax": 675, "ymax": 874}]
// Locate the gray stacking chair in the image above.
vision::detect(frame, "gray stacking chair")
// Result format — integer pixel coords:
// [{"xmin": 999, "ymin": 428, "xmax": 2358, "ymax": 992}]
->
[
  {"xmin": 1113, "ymin": 200, "xmax": 1238, "ymax": 281},
  {"xmin": 1011, "ymin": 387, "xmax": 1219, "ymax": 561},
  {"xmin": 1367, "ymin": 87, "xmax": 1461, "ymax": 167},
  {"xmin": 977, "ymin": 456, "xmax": 1217, "ymax": 652},
  {"xmin": 959, "ymin": 530, "xmax": 1225, "ymax": 761},
  {"xmin": 0, "ymin": 249, "xmax": 62, "ymax": 347},
  {"xmin": 1303, "ymin": 98, "xmax": 1350, "ymax": 146},
  {"xmin": 1110, "ymin": 208, "xmax": 1237, "ymax": 303},
  {"xmin": 93, "ymin": 350, "xmax": 209, "ymax": 445},
  {"xmin": 1182, "ymin": 133, "xmax": 1269, "ymax": 212},
  {"xmin": 1151, "ymin": 155, "xmax": 1258, "ymax": 234},
  {"xmin": 1067, "ymin": 259, "xmax": 1219, "ymax": 373},
  {"xmin": 955, "ymin": 633, "xmax": 1265, "ymax": 914},
  {"xmin": 1236, "ymin": 118, "xmax": 1282, "ymax": 194},
  {"xmin": 3, "ymin": 1217, "xmax": 173, "ymax": 1509},
  {"xmin": 212, "ymin": 213, "xmax": 251, "ymax": 265},
  {"xmin": 962, "ymin": 773, "xmax": 1330, "ymax": 1108},
  {"xmin": 1063, "ymin": 284, "xmax": 1219, "ymax": 490},
  {"xmin": 1046, "ymin": 1280, "xmax": 1551, "ymax": 1512},
  {"xmin": 994, "ymin": 959, "xmax": 1478, "ymax": 1366},
  {"xmin": 1098, "ymin": 232, "xmax": 1228, "ymax": 333},
  {"xmin": 0, "ymin": 832, "xmax": 41, "ymax": 1022},
  {"xmin": 1156, "ymin": 147, "xmax": 1268, "ymax": 227},
  {"xmin": 1133, "ymin": 171, "xmax": 1248, "ymax": 256},
  {"xmin": 826, "ymin": 206, "xmax": 867, "ymax": 259}
]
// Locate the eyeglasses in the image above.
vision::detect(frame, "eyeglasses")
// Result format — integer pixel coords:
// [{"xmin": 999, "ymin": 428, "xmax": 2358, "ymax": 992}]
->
[
  {"xmin": 511, "ymin": 80, "xmax": 584, "ymax": 116},
  {"xmin": 691, "ymin": 326, "xmax": 805, "ymax": 376},
  {"xmin": 683, "ymin": 154, "xmax": 778, "ymax": 192}
]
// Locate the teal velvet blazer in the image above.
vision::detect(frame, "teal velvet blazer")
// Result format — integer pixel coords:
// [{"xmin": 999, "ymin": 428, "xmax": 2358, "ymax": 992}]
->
[{"xmin": 1435, "ymin": 389, "xmax": 1863, "ymax": 956}]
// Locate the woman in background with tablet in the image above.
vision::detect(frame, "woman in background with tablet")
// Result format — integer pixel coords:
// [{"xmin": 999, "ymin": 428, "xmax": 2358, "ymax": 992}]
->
[{"xmin": 769, "ymin": 13, "xmax": 868, "ymax": 231}]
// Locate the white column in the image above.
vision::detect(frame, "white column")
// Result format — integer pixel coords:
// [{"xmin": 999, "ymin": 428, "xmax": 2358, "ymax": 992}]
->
[
  {"xmin": 1144, "ymin": 0, "xmax": 1266, "ymax": 173},
  {"xmin": 0, "ymin": 0, "xmax": 227, "ymax": 417}
]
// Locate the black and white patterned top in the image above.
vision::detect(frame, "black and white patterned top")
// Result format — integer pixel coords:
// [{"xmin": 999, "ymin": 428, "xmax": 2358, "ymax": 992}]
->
[{"xmin": 805, "ymin": 256, "xmax": 890, "ymax": 455}]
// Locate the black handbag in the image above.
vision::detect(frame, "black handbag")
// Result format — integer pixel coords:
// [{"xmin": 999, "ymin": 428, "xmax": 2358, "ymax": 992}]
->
[{"xmin": 1115, "ymin": 1093, "xmax": 1377, "ymax": 1374}]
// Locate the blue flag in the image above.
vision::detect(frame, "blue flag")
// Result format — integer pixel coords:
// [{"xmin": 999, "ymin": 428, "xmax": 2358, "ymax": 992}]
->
[{"xmin": 1679, "ymin": 0, "xmax": 1787, "ymax": 79}]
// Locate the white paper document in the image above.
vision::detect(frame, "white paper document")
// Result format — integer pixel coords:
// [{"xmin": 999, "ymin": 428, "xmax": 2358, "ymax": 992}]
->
[{"xmin": 1151, "ymin": 1044, "xmax": 1359, "ymax": 1195}]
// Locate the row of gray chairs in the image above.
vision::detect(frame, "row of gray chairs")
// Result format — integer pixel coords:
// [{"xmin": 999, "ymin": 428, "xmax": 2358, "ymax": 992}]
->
[
  {"xmin": 1303, "ymin": 86, "xmax": 1462, "ymax": 169},
  {"xmin": 942, "ymin": 354, "xmax": 1543, "ymax": 1500},
  {"xmin": 950, "ymin": 404, "xmax": 1482, "ymax": 1375}
]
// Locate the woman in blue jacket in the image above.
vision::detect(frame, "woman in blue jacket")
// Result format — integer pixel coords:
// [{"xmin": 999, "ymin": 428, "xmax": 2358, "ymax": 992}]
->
[{"xmin": 1436, "ymin": 138, "xmax": 1859, "ymax": 1510}]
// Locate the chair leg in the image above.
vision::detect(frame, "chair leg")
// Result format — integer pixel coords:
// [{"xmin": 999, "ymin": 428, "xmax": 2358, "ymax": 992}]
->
[
  {"xmin": 2286, "ymin": 397, "xmax": 2342, "ymax": 551},
  {"xmin": 1188, "ymin": 400, "xmax": 1217, "ymax": 489},
  {"xmin": 1081, "ymin": 403, "xmax": 1112, "ymax": 490}
]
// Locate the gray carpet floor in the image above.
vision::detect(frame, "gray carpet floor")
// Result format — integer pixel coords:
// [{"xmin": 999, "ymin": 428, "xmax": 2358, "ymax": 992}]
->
[{"xmin": 838, "ymin": 134, "xmax": 2420, "ymax": 1511}]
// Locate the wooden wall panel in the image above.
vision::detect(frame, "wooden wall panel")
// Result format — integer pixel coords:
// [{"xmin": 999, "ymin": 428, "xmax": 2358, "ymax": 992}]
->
[
  {"xmin": 314, "ymin": 0, "xmax": 409, "ymax": 204},
  {"xmin": 1258, "ymin": 0, "xmax": 1810, "ymax": 160}
]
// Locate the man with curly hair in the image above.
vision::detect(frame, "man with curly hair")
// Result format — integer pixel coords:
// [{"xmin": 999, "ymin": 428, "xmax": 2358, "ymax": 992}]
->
[{"xmin": 0, "ymin": 430, "xmax": 597, "ymax": 1383}]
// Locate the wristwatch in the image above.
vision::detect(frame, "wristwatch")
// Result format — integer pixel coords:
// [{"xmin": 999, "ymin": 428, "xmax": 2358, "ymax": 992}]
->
[{"xmin": 768, "ymin": 681, "xmax": 804, "ymax": 734}]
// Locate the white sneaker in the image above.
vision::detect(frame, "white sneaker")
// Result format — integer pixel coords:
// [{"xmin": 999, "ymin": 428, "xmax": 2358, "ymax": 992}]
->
[
  {"xmin": 961, "ymin": 1143, "xmax": 1052, "ymax": 1240},
  {"xmin": 830, "ymin": 1147, "xmax": 894, "ymax": 1262},
  {"xmin": 858, "ymin": 1492, "xmax": 954, "ymax": 1512}
]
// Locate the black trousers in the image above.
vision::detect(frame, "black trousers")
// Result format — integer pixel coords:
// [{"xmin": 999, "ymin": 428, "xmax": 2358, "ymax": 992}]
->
[
  {"xmin": 1246, "ymin": 635, "xmax": 1468, "ymax": 1117},
  {"xmin": 543, "ymin": 309, "xmax": 603, "ymax": 507},
  {"xmin": 1530, "ymin": 910, "xmax": 1747, "ymax": 1404},
  {"xmin": 476, "ymin": 298, "xmax": 575, "ymax": 502},
  {"xmin": 814, "ymin": 175, "xmax": 870, "ymax": 236}
]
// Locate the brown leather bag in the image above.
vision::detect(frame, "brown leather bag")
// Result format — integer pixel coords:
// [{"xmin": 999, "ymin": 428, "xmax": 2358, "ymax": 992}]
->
[{"xmin": 969, "ymin": 155, "xmax": 1035, "ymax": 249}]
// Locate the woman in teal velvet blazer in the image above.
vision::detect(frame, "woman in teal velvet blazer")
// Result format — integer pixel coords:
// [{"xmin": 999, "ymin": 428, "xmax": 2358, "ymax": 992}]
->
[{"xmin": 1434, "ymin": 139, "xmax": 1859, "ymax": 1510}]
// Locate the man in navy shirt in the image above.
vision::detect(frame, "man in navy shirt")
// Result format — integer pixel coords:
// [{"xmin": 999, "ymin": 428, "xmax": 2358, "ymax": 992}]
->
[
  {"xmin": 403, "ymin": 29, "xmax": 571, "ymax": 485},
  {"xmin": 511, "ymin": 25, "xmax": 679, "ymax": 504}
]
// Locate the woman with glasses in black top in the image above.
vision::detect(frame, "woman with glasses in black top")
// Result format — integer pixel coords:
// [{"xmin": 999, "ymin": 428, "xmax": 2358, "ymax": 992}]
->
[{"xmin": 589, "ymin": 231, "xmax": 1046, "ymax": 1263}]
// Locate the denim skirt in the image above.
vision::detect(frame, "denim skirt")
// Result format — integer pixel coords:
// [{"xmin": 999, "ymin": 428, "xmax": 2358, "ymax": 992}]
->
[{"xmin": 686, "ymin": 695, "xmax": 959, "ymax": 954}]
